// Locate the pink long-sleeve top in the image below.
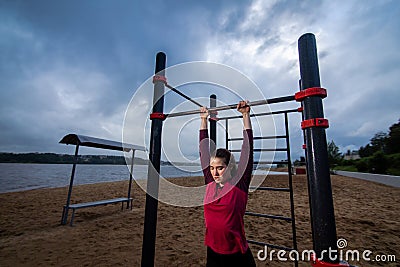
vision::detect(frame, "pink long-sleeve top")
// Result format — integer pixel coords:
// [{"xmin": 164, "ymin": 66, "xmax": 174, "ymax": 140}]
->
[{"xmin": 199, "ymin": 129, "xmax": 253, "ymax": 254}]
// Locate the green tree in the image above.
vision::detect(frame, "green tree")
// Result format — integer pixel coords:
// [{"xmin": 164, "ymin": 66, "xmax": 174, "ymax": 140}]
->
[
  {"xmin": 359, "ymin": 144, "xmax": 374, "ymax": 157},
  {"xmin": 356, "ymin": 158, "xmax": 369, "ymax": 172},
  {"xmin": 369, "ymin": 151, "xmax": 388, "ymax": 174},
  {"xmin": 359, "ymin": 131, "xmax": 388, "ymax": 157},
  {"xmin": 327, "ymin": 140, "xmax": 342, "ymax": 168},
  {"xmin": 386, "ymin": 119, "xmax": 400, "ymax": 154},
  {"xmin": 370, "ymin": 131, "xmax": 388, "ymax": 153}
]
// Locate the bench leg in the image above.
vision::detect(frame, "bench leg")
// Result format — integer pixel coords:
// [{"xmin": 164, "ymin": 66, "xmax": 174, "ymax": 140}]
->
[
  {"xmin": 70, "ymin": 209, "xmax": 76, "ymax": 226},
  {"xmin": 61, "ymin": 206, "xmax": 66, "ymax": 225}
]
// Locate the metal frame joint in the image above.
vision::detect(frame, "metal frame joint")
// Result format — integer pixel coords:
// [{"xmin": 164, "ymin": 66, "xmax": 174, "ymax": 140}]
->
[
  {"xmin": 209, "ymin": 110, "xmax": 219, "ymax": 121},
  {"xmin": 295, "ymin": 87, "xmax": 327, "ymax": 102},
  {"xmin": 153, "ymin": 75, "xmax": 167, "ymax": 85},
  {"xmin": 150, "ymin": 112, "xmax": 167, "ymax": 121},
  {"xmin": 301, "ymin": 118, "xmax": 329, "ymax": 130}
]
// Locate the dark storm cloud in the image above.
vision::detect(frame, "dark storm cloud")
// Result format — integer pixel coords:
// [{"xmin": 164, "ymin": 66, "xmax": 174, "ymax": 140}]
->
[{"xmin": 0, "ymin": 0, "xmax": 399, "ymax": 161}]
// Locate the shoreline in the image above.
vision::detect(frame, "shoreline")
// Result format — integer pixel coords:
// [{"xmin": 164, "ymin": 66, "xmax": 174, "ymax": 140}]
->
[{"xmin": 0, "ymin": 163, "xmax": 286, "ymax": 194}]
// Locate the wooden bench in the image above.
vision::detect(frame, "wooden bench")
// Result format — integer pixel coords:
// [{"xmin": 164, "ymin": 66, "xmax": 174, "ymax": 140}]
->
[{"xmin": 63, "ymin": 197, "xmax": 133, "ymax": 226}]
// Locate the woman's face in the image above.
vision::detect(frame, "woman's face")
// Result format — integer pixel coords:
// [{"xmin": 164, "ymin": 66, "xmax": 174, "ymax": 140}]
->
[{"xmin": 210, "ymin": 157, "xmax": 231, "ymax": 185}]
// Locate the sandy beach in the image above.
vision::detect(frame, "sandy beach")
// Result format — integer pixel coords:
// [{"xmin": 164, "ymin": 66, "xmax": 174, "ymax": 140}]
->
[{"xmin": 0, "ymin": 173, "xmax": 399, "ymax": 266}]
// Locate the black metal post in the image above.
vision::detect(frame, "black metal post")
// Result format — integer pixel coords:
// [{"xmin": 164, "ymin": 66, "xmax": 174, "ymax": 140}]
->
[
  {"xmin": 209, "ymin": 94, "xmax": 217, "ymax": 154},
  {"xmin": 61, "ymin": 144, "xmax": 79, "ymax": 225},
  {"xmin": 141, "ymin": 52, "xmax": 166, "ymax": 267},
  {"xmin": 127, "ymin": 149, "xmax": 135, "ymax": 209},
  {"xmin": 298, "ymin": 33, "xmax": 338, "ymax": 263},
  {"xmin": 225, "ymin": 120, "xmax": 229, "ymax": 150}
]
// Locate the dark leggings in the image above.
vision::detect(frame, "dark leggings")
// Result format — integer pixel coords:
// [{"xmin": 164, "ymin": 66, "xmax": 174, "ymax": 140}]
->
[{"xmin": 206, "ymin": 246, "xmax": 256, "ymax": 267}]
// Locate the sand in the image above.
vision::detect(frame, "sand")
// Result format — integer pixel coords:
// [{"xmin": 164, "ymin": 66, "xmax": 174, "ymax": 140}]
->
[{"xmin": 0, "ymin": 174, "xmax": 399, "ymax": 266}]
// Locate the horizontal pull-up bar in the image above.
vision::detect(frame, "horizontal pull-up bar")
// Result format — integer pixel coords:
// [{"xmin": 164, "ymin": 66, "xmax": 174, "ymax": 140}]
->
[
  {"xmin": 219, "ymin": 108, "xmax": 299, "ymax": 120},
  {"xmin": 166, "ymin": 95, "xmax": 295, "ymax": 118},
  {"xmin": 230, "ymin": 148, "xmax": 288, "ymax": 152},
  {"xmin": 228, "ymin": 135, "xmax": 288, "ymax": 141}
]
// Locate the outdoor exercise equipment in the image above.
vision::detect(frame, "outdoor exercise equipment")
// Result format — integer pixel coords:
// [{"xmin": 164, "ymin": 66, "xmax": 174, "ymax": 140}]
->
[{"xmin": 140, "ymin": 33, "xmax": 348, "ymax": 267}]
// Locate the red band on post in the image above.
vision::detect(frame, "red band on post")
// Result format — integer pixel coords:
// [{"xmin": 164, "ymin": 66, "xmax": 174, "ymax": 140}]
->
[
  {"xmin": 209, "ymin": 110, "xmax": 218, "ymax": 121},
  {"xmin": 150, "ymin": 112, "xmax": 167, "ymax": 121},
  {"xmin": 297, "ymin": 106, "xmax": 304, "ymax": 112},
  {"xmin": 311, "ymin": 255, "xmax": 350, "ymax": 267},
  {"xmin": 152, "ymin": 75, "xmax": 167, "ymax": 85},
  {"xmin": 302, "ymin": 144, "xmax": 307, "ymax": 149},
  {"xmin": 301, "ymin": 118, "xmax": 329, "ymax": 130},
  {"xmin": 295, "ymin": 87, "xmax": 327, "ymax": 102}
]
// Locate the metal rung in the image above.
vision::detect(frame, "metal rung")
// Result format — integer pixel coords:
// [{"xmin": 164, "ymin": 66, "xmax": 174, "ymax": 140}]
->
[
  {"xmin": 228, "ymin": 135, "xmax": 287, "ymax": 141},
  {"xmin": 249, "ymin": 186, "xmax": 290, "ymax": 192},
  {"xmin": 218, "ymin": 108, "xmax": 299, "ymax": 120},
  {"xmin": 245, "ymin": 212, "xmax": 292, "ymax": 222},
  {"xmin": 230, "ymin": 148, "xmax": 287, "ymax": 152},
  {"xmin": 254, "ymin": 161, "xmax": 288, "ymax": 165},
  {"xmin": 247, "ymin": 239, "xmax": 294, "ymax": 251}
]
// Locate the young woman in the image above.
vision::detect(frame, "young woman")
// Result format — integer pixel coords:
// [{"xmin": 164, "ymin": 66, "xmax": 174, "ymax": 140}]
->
[{"xmin": 199, "ymin": 101, "xmax": 256, "ymax": 267}]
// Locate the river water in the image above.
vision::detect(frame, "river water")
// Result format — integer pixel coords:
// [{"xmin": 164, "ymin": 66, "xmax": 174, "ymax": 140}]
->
[{"xmin": 0, "ymin": 163, "xmax": 279, "ymax": 193}]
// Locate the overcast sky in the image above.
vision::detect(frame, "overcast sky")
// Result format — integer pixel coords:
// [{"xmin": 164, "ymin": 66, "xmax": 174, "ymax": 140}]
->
[{"xmin": 1, "ymin": 0, "xmax": 399, "ymax": 162}]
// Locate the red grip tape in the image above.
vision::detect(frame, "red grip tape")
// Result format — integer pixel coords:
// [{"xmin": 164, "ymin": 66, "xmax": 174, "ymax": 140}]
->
[
  {"xmin": 295, "ymin": 87, "xmax": 327, "ymax": 102},
  {"xmin": 301, "ymin": 118, "xmax": 329, "ymax": 130}
]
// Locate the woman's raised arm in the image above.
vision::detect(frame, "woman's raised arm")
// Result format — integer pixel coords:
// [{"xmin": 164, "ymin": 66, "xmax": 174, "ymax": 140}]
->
[{"xmin": 237, "ymin": 100, "xmax": 252, "ymax": 130}]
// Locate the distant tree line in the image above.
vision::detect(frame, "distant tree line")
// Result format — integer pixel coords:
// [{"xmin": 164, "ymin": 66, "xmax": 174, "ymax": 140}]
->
[
  {"xmin": 328, "ymin": 119, "xmax": 400, "ymax": 175},
  {"xmin": 0, "ymin": 152, "xmax": 148, "ymax": 165}
]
